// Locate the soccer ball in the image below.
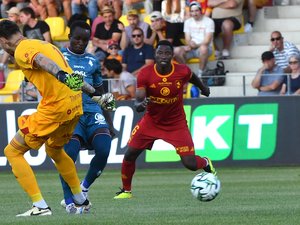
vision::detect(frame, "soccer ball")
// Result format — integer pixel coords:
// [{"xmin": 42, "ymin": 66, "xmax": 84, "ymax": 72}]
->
[{"xmin": 190, "ymin": 172, "xmax": 221, "ymax": 202}]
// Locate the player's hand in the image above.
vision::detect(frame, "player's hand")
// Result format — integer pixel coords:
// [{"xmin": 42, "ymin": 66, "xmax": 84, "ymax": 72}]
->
[
  {"xmin": 56, "ymin": 71, "xmax": 83, "ymax": 91},
  {"xmin": 92, "ymin": 93, "xmax": 116, "ymax": 111},
  {"xmin": 201, "ymin": 86, "xmax": 210, "ymax": 97},
  {"xmin": 135, "ymin": 97, "xmax": 150, "ymax": 112}
]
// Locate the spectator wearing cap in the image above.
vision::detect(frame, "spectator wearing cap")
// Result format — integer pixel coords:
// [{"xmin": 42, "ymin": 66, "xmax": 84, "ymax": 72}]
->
[
  {"xmin": 92, "ymin": 5, "xmax": 124, "ymax": 61},
  {"xmin": 0, "ymin": 0, "xmax": 29, "ymax": 19},
  {"xmin": 19, "ymin": 6, "xmax": 52, "ymax": 43},
  {"xmin": 174, "ymin": 1, "xmax": 214, "ymax": 77},
  {"xmin": 122, "ymin": 27, "xmax": 155, "ymax": 76},
  {"xmin": 98, "ymin": 0, "xmax": 122, "ymax": 19},
  {"xmin": 269, "ymin": 31, "xmax": 300, "ymax": 72},
  {"xmin": 252, "ymin": 51, "xmax": 285, "ymax": 96},
  {"xmin": 119, "ymin": 9, "xmax": 151, "ymax": 49},
  {"xmin": 208, "ymin": 0, "xmax": 244, "ymax": 59},
  {"xmin": 146, "ymin": 11, "xmax": 167, "ymax": 48},
  {"xmin": 107, "ymin": 39, "xmax": 122, "ymax": 62},
  {"xmin": 123, "ymin": 0, "xmax": 153, "ymax": 15}
]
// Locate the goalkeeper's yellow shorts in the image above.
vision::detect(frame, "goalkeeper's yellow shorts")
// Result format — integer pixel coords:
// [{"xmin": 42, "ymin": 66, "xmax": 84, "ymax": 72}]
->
[{"xmin": 18, "ymin": 113, "xmax": 80, "ymax": 149}]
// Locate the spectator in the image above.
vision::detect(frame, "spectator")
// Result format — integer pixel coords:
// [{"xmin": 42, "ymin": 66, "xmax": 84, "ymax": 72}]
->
[
  {"xmin": 174, "ymin": 1, "xmax": 214, "ymax": 77},
  {"xmin": 106, "ymin": 39, "xmax": 122, "ymax": 62},
  {"xmin": 92, "ymin": 5, "xmax": 123, "ymax": 61},
  {"xmin": 123, "ymin": 0, "xmax": 153, "ymax": 15},
  {"xmin": 19, "ymin": 80, "xmax": 38, "ymax": 101},
  {"xmin": 161, "ymin": 0, "xmax": 186, "ymax": 47},
  {"xmin": 280, "ymin": 55, "xmax": 300, "ymax": 95},
  {"xmin": 153, "ymin": 0, "xmax": 163, "ymax": 11},
  {"xmin": 30, "ymin": 0, "xmax": 59, "ymax": 20},
  {"xmin": 252, "ymin": 51, "xmax": 285, "ymax": 96},
  {"xmin": 71, "ymin": 0, "xmax": 98, "ymax": 22},
  {"xmin": 189, "ymin": 0, "xmax": 213, "ymax": 17},
  {"xmin": 0, "ymin": 7, "xmax": 22, "ymax": 71},
  {"xmin": 122, "ymin": 27, "xmax": 155, "ymax": 76},
  {"xmin": 270, "ymin": 31, "xmax": 300, "ymax": 72},
  {"xmin": 244, "ymin": 0, "xmax": 270, "ymax": 32},
  {"xmin": 98, "ymin": 0, "xmax": 122, "ymax": 19},
  {"xmin": 1, "ymin": 0, "xmax": 29, "ymax": 18},
  {"xmin": 60, "ymin": 0, "xmax": 72, "ymax": 21},
  {"xmin": 120, "ymin": 9, "xmax": 151, "ymax": 49},
  {"xmin": 103, "ymin": 58, "xmax": 136, "ymax": 100},
  {"xmin": 19, "ymin": 6, "xmax": 52, "ymax": 42},
  {"xmin": 208, "ymin": 0, "xmax": 244, "ymax": 59},
  {"xmin": 146, "ymin": 11, "xmax": 167, "ymax": 48}
]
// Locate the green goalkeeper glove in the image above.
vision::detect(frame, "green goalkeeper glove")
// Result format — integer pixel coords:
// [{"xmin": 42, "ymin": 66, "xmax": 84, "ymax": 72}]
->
[
  {"xmin": 92, "ymin": 93, "xmax": 116, "ymax": 111},
  {"xmin": 56, "ymin": 71, "xmax": 84, "ymax": 91}
]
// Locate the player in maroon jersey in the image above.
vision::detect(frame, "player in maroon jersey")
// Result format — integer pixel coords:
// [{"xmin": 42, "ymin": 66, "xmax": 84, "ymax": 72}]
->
[{"xmin": 114, "ymin": 40, "xmax": 216, "ymax": 199}]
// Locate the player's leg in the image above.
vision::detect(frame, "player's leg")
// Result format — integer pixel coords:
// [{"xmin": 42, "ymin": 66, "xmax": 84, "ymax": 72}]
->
[
  {"xmin": 167, "ymin": 126, "xmax": 216, "ymax": 175},
  {"xmin": 114, "ymin": 146, "xmax": 144, "ymax": 199},
  {"xmin": 59, "ymin": 136, "xmax": 81, "ymax": 207},
  {"xmin": 4, "ymin": 131, "xmax": 52, "ymax": 216},
  {"xmin": 81, "ymin": 128, "xmax": 111, "ymax": 194}
]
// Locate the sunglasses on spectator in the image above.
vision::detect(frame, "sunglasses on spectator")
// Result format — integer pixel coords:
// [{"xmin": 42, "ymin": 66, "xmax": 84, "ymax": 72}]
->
[
  {"xmin": 109, "ymin": 46, "xmax": 118, "ymax": 50},
  {"xmin": 270, "ymin": 37, "xmax": 282, "ymax": 42},
  {"xmin": 132, "ymin": 34, "xmax": 142, "ymax": 38},
  {"xmin": 289, "ymin": 61, "xmax": 299, "ymax": 65}
]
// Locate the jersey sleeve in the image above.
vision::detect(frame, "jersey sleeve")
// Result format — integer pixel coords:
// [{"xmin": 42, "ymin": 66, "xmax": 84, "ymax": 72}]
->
[
  {"xmin": 15, "ymin": 40, "xmax": 40, "ymax": 69},
  {"xmin": 137, "ymin": 67, "xmax": 148, "ymax": 89},
  {"xmin": 92, "ymin": 59, "xmax": 103, "ymax": 88}
]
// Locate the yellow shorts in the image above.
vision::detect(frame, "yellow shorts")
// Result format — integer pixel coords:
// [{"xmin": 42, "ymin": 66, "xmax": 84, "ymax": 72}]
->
[{"xmin": 18, "ymin": 113, "xmax": 80, "ymax": 150}]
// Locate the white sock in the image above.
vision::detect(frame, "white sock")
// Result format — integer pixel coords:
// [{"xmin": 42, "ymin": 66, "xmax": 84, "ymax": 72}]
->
[
  {"xmin": 33, "ymin": 199, "xmax": 48, "ymax": 209},
  {"xmin": 73, "ymin": 192, "xmax": 86, "ymax": 205}
]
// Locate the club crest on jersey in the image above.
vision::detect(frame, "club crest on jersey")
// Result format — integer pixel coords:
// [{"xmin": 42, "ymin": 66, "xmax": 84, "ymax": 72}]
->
[
  {"xmin": 175, "ymin": 80, "xmax": 182, "ymax": 88},
  {"xmin": 160, "ymin": 87, "xmax": 170, "ymax": 96},
  {"xmin": 94, "ymin": 113, "xmax": 106, "ymax": 125}
]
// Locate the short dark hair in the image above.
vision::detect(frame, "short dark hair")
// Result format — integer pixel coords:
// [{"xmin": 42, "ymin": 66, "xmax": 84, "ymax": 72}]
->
[
  {"xmin": 261, "ymin": 51, "xmax": 274, "ymax": 61},
  {"xmin": 103, "ymin": 58, "xmax": 122, "ymax": 74},
  {"xmin": 69, "ymin": 21, "xmax": 91, "ymax": 36},
  {"xmin": 0, "ymin": 20, "xmax": 21, "ymax": 39},
  {"xmin": 20, "ymin": 7, "xmax": 36, "ymax": 19},
  {"xmin": 156, "ymin": 40, "xmax": 173, "ymax": 51}
]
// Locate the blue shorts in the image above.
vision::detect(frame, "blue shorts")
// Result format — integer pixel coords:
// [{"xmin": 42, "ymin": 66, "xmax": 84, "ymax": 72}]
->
[{"xmin": 73, "ymin": 112, "xmax": 109, "ymax": 148}]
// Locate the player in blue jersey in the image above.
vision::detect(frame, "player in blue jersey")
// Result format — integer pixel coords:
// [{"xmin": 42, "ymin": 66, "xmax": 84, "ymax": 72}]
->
[{"xmin": 59, "ymin": 20, "xmax": 114, "ymax": 214}]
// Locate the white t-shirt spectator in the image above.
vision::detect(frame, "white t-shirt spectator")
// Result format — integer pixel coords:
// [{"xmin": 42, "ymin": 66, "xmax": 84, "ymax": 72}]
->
[{"xmin": 183, "ymin": 16, "xmax": 215, "ymax": 45}]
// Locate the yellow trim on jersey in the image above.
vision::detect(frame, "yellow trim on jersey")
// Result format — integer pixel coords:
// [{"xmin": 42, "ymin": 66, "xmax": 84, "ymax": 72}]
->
[{"xmin": 154, "ymin": 62, "xmax": 175, "ymax": 78}]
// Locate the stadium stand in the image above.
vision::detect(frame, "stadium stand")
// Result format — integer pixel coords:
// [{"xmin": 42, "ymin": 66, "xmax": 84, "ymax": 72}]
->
[
  {"xmin": 45, "ymin": 17, "xmax": 65, "ymax": 41},
  {"xmin": 0, "ymin": 70, "xmax": 24, "ymax": 102},
  {"xmin": 188, "ymin": 5, "xmax": 300, "ymax": 97}
]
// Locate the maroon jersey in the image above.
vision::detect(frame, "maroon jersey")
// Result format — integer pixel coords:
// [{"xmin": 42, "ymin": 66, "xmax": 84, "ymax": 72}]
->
[{"xmin": 137, "ymin": 63, "xmax": 192, "ymax": 127}]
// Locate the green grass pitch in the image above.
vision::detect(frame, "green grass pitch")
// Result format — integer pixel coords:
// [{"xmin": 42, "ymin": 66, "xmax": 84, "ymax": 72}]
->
[{"xmin": 0, "ymin": 166, "xmax": 299, "ymax": 225}]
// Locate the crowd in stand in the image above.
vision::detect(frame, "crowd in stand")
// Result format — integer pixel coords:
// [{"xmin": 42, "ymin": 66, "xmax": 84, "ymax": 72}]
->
[{"xmin": 0, "ymin": 0, "xmax": 299, "ymax": 100}]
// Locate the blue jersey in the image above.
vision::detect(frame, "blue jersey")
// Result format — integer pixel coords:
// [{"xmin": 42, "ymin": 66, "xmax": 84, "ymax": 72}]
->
[{"xmin": 61, "ymin": 47, "xmax": 103, "ymax": 113}]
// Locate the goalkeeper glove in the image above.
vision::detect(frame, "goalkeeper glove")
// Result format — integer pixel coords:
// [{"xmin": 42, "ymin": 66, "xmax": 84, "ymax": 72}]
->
[
  {"xmin": 56, "ymin": 71, "xmax": 84, "ymax": 91},
  {"xmin": 92, "ymin": 93, "xmax": 116, "ymax": 111}
]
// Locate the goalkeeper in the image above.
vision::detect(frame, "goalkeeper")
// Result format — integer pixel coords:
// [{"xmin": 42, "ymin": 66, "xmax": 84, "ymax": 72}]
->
[
  {"xmin": 0, "ymin": 20, "xmax": 91, "ymax": 216},
  {"xmin": 58, "ymin": 21, "xmax": 115, "ymax": 214}
]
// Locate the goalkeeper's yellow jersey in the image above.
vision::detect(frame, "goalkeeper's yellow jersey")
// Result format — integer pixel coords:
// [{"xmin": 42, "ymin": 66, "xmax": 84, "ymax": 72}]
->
[{"xmin": 15, "ymin": 39, "xmax": 83, "ymax": 122}]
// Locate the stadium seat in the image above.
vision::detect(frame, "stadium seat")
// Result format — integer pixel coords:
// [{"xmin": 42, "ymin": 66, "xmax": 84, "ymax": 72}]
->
[
  {"xmin": 119, "ymin": 15, "xmax": 129, "ymax": 26},
  {"xmin": 0, "ymin": 70, "xmax": 24, "ymax": 102},
  {"xmin": 187, "ymin": 45, "xmax": 216, "ymax": 64},
  {"xmin": 143, "ymin": 14, "xmax": 151, "ymax": 25},
  {"xmin": 45, "ymin": 17, "xmax": 65, "ymax": 40}
]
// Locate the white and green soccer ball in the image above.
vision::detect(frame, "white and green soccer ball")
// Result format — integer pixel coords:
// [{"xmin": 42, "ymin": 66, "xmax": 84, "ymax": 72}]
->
[{"xmin": 190, "ymin": 172, "xmax": 221, "ymax": 202}]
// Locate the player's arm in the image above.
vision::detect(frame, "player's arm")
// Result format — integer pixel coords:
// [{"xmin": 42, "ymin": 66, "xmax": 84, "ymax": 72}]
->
[
  {"xmin": 134, "ymin": 88, "xmax": 149, "ymax": 112},
  {"xmin": 33, "ymin": 53, "xmax": 95, "ymax": 92},
  {"xmin": 189, "ymin": 72, "xmax": 210, "ymax": 97}
]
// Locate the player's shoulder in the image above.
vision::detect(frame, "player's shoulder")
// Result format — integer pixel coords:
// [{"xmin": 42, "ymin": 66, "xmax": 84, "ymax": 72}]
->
[{"xmin": 174, "ymin": 63, "xmax": 191, "ymax": 72}]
